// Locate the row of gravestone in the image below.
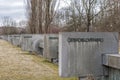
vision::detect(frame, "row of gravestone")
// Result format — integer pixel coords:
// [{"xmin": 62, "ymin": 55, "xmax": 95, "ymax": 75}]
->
[
  {"xmin": 0, "ymin": 34, "xmax": 59, "ymax": 63},
  {"xmin": 0, "ymin": 32, "xmax": 119, "ymax": 80}
]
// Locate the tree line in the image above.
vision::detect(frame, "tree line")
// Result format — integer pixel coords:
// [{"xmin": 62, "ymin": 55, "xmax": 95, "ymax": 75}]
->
[
  {"xmin": 1, "ymin": 0, "xmax": 120, "ymax": 35},
  {"xmin": 25, "ymin": 0, "xmax": 58, "ymax": 34},
  {"xmin": 0, "ymin": 17, "xmax": 26, "ymax": 35},
  {"xmin": 58, "ymin": 0, "xmax": 120, "ymax": 32},
  {"xmin": 25, "ymin": 0, "xmax": 120, "ymax": 33}
]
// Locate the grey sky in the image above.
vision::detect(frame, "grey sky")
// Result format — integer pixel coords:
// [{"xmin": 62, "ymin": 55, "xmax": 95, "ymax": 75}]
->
[
  {"xmin": 59, "ymin": 0, "xmax": 70, "ymax": 9},
  {"xmin": 0, "ymin": 0, "xmax": 69, "ymax": 26},
  {"xmin": 0, "ymin": 0, "xmax": 26, "ymax": 25}
]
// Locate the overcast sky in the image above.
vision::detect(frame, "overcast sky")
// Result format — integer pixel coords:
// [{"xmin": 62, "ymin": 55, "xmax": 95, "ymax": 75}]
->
[
  {"xmin": 0, "ymin": 0, "xmax": 26, "ymax": 25},
  {"xmin": 59, "ymin": 0, "xmax": 70, "ymax": 9},
  {"xmin": 0, "ymin": 0, "xmax": 69, "ymax": 26}
]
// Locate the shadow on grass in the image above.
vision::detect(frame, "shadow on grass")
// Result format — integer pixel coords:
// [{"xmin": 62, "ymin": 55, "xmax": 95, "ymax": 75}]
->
[{"xmin": 42, "ymin": 59, "xmax": 52, "ymax": 63}]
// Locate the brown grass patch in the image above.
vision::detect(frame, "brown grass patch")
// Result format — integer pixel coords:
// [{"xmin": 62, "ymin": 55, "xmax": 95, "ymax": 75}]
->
[{"xmin": 0, "ymin": 40, "xmax": 77, "ymax": 80}]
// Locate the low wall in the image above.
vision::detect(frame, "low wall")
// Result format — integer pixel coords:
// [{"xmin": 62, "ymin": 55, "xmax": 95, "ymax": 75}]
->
[
  {"xmin": 31, "ymin": 34, "xmax": 44, "ymax": 55},
  {"xmin": 21, "ymin": 34, "xmax": 33, "ymax": 51},
  {"xmin": 12, "ymin": 35, "xmax": 21, "ymax": 46},
  {"xmin": 1, "ymin": 33, "xmax": 120, "ymax": 80},
  {"xmin": 103, "ymin": 54, "xmax": 120, "ymax": 80},
  {"xmin": 43, "ymin": 34, "xmax": 58, "ymax": 62},
  {"xmin": 1, "ymin": 34, "xmax": 59, "ymax": 59},
  {"xmin": 106, "ymin": 67, "xmax": 120, "ymax": 80}
]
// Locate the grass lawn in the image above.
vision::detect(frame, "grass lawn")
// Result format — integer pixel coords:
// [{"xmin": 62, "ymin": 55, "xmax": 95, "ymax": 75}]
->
[{"xmin": 0, "ymin": 40, "xmax": 77, "ymax": 80}]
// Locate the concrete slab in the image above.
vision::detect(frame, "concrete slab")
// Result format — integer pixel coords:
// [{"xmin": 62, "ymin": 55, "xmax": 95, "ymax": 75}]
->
[
  {"xmin": 31, "ymin": 34, "xmax": 44, "ymax": 55},
  {"xmin": 59, "ymin": 32, "xmax": 119, "ymax": 78},
  {"xmin": 103, "ymin": 54, "xmax": 120, "ymax": 69},
  {"xmin": 43, "ymin": 34, "xmax": 59, "ymax": 62},
  {"xmin": 12, "ymin": 35, "xmax": 21, "ymax": 46},
  {"xmin": 21, "ymin": 34, "xmax": 33, "ymax": 51}
]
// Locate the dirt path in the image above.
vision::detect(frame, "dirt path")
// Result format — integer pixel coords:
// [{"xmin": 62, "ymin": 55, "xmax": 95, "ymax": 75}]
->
[{"xmin": 0, "ymin": 40, "xmax": 76, "ymax": 80}]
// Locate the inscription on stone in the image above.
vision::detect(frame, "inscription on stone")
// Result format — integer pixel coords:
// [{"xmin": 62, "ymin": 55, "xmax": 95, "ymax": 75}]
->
[
  {"xmin": 59, "ymin": 32, "xmax": 119, "ymax": 78},
  {"xmin": 49, "ymin": 37, "xmax": 58, "ymax": 39},
  {"xmin": 24, "ymin": 36, "xmax": 32, "ymax": 38},
  {"xmin": 67, "ymin": 38, "xmax": 104, "ymax": 42}
]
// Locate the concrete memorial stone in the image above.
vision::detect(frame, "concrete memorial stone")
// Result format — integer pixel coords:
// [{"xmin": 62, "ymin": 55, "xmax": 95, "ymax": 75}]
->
[
  {"xmin": 8, "ymin": 35, "xmax": 14, "ymax": 44},
  {"xmin": 12, "ymin": 35, "xmax": 21, "ymax": 46},
  {"xmin": 21, "ymin": 34, "xmax": 33, "ymax": 51},
  {"xmin": 59, "ymin": 32, "xmax": 119, "ymax": 78},
  {"xmin": 2, "ymin": 35, "xmax": 8, "ymax": 41},
  {"xmin": 31, "ymin": 34, "xmax": 44, "ymax": 55},
  {"xmin": 44, "ymin": 34, "xmax": 59, "ymax": 62},
  {"xmin": 103, "ymin": 54, "xmax": 120, "ymax": 69},
  {"xmin": 8, "ymin": 35, "xmax": 11, "ymax": 42}
]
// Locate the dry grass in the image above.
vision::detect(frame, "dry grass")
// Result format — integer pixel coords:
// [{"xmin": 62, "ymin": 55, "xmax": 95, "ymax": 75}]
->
[{"xmin": 0, "ymin": 40, "xmax": 77, "ymax": 80}]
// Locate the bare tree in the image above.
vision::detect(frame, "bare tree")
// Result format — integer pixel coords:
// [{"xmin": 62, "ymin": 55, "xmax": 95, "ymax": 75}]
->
[
  {"xmin": 1, "ymin": 16, "xmax": 18, "ymax": 35},
  {"xmin": 25, "ymin": 0, "xmax": 120, "ymax": 33},
  {"xmin": 25, "ymin": 0, "xmax": 59, "ymax": 34},
  {"xmin": 95, "ymin": 0, "xmax": 120, "ymax": 32}
]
